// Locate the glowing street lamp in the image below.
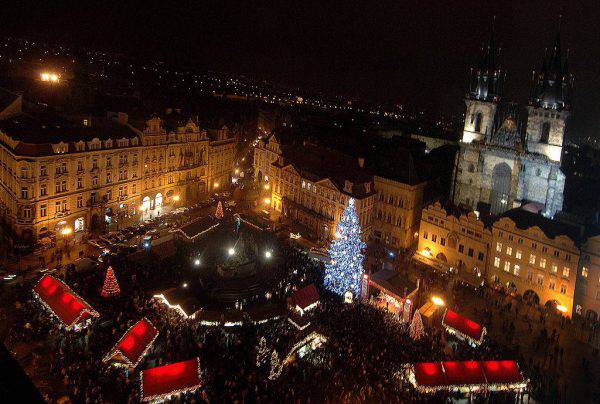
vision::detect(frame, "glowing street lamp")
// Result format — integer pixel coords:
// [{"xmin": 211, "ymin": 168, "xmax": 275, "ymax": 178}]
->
[
  {"xmin": 557, "ymin": 304, "xmax": 568, "ymax": 314},
  {"xmin": 182, "ymin": 283, "xmax": 188, "ymax": 288},
  {"xmin": 228, "ymin": 247, "xmax": 235, "ymax": 256},
  {"xmin": 431, "ymin": 296, "xmax": 445, "ymax": 306},
  {"xmin": 61, "ymin": 227, "xmax": 73, "ymax": 236},
  {"xmin": 265, "ymin": 250, "xmax": 272, "ymax": 259},
  {"xmin": 172, "ymin": 194, "xmax": 180, "ymax": 202},
  {"xmin": 264, "ymin": 198, "xmax": 271, "ymax": 205},
  {"xmin": 40, "ymin": 72, "xmax": 60, "ymax": 83},
  {"xmin": 193, "ymin": 258, "xmax": 201, "ymax": 267},
  {"xmin": 264, "ymin": 183, "xmax": 270, "ymax": 190},
  {"xmin": 214, "ymin": 182, "xmax": 220, "ymax": 189}
]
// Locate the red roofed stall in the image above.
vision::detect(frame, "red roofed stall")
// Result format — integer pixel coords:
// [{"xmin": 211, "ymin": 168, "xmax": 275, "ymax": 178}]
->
[
  {"xmin": 408, "ymin": 360, "xmax": 526, "ymax": 393},
  {"xmin": 442, "ymin": 309, "xmax": 486, "ymax": 346},
  {"xmin": 140, "ymin": 358, "xmax": 201, "ymax": 402},
  {"xmin": 103, "ymin": 318, "xmax": 159, "ymax": 368},
  {"xmin": 33, "ymin": 274, "xmax": 99, "ymax": 331},
  {"xmin": 290, "ymin": 284, "xmax": 320, "ymax": 315}
]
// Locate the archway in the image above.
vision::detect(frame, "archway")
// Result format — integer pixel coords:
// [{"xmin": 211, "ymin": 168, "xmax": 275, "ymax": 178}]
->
[
  {"xmin": 91, "ymin": 214, "xmax": 101, "ymax": 232},
  {"xmin": 490, "ymin": 162, "xmax": 511, "ymax": 215},
  {"xmin": 142, "ymin": 196, "xmax": 151, "ymax": 212},
  {"xmin": 506, "ymin": 281, "xmax": 517, "ymax": 295},
  {"xmin": 155, "ymin": 193, "xmax": 163, "ymax": 209},
  {"xmin": 545, "ymin": 299, "xmax": 558, "ymax": 310},
  {"xmin": 436, "ymin": 252, "xmax": 448, "ymax": 262},
  {"xmin": 523, "ymin": 290, "xmax": 540, "ymax": 305}
]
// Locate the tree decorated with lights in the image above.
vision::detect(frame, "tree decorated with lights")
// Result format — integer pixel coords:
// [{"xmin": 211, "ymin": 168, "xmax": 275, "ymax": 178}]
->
[
  {"xmin": 101, "ymin": 266, "xmax": 120, "ymax": 297},
  {"xmin": 215, "ymin": 201, "xmax": 224, "ymax": 219},
  {"xmin": 268, "ymin": 350, "xmax": 282, "ymax": 380},
  {"xmin": 256, "ymin": 336, "xmax": 269, "ymax": 367},
  {"xmin": 323, "ymin": 198, "xmax": 366, "ymax": 298},
  {"xmin": 409, "ymin": 310, "xmax": 425, "ymax": 341}
]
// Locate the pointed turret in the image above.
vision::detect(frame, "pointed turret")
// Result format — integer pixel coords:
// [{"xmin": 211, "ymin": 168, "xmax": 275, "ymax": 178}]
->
[{"xmin": 468, "ymin": 17, "xmax": 505, "ymax": 102}]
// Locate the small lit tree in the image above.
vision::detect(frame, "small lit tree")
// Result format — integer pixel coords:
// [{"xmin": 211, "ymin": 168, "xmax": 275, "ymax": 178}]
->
[
  {"xmin": 256, "ymin": 336, "xmax": 269, "ymax": 367},
  {"xmin": 268, "ymin": 350, "xmax": 282, "ymax": 380},
  {"xmin": 323, "ymin": 198, "xmax": 366, "ymax": 298},
  {"xmin": 215, "ymin": 201, "xmax": 224, "ymax": 219},
  {"xmin": 409, "ymin": 310, "xmax": 425, "ymax": 341},
  {"xmin": 101, "ymin": 266, "xmax": 120, "ymax": 297}
]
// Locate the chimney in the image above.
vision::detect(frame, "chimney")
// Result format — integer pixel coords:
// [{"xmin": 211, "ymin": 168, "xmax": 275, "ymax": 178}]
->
[{"xmin": 358, "ymin": 157, "xmax": 365, "ymax": 168}]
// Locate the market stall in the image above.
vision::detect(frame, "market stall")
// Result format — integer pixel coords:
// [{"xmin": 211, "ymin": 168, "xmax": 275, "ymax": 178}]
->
[
  {"xmin": 442, "ymin": 309, "xmax": 486, "ymax": 346},
  {"xmin": 33, "ymin": 274, "xmax": 99, "ymax": 331},
  {"xmin": 140, "ymin": 357, "xmax": 202, "ymax": 402},
  {"xmin": 103, "ymin": 318, "xmax": 159, "ymax": 368}
]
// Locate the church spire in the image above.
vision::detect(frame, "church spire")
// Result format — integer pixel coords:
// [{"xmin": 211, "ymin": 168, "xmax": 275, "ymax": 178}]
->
[{"xmin": 468, "ymin": 16, "xmax": 504, "ymax": 103}]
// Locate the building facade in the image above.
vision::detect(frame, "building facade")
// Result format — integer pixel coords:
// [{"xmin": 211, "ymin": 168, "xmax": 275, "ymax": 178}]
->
[
  {"xmin": 575, "ymin": 234, "xmax": 600, "ymax": 321},
  {"xmin": 452, "ymin": 28, "xmax": 571, "ymax": 218},
  {"xmin": 417, "ymin": 202, "xmax": 491, "ymax": 285},
  {"xmin": 0, "ymin": 113, "xmax": 236, "ymax": 242}
]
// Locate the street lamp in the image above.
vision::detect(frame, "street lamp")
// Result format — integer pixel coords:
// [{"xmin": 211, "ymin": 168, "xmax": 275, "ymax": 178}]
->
[
  {"xmin": 228, "ymin": 247, "xmax": 235, "ymax": 256},
  {"xmin": 264, "ymin": 198, "xmax": 271, "ymax": 205},
  {"xmin": 214, "ymin": 182, "xmax": 220, "ymax": 189},
  {"xmin": 193, "ymin": 258, "xmax": 200, "ymax": 267},
  {"xmin": 431, "ymin": 296, "xmax": 445, "ymax": 306},
  {"xmin": 60, "ymin": 227, "xmax": 73, "ymax": 236},
  {"xmin": 173, "ymin": 194, "xmax": 180, "ymax": 202},
  {"xmin": 264, "ymin": 183, "xmax": 270, "ymax": 190},
  {"xmin": 557, "ymin": 304, "xmax": 568, "ymax": 314},
  {"xmin": 265, "ymin": 250, "xmax": 272, "ymax": 259},
  {"xmin": 40, "ymin": 72, "xmax": 60, "ymax": 83}
]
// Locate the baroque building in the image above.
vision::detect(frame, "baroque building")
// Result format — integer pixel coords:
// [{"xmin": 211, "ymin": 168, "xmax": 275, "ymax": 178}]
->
[
  {"xmin": 452, "ymin": 26, "xmax": 572, "ymax": 218},
  {"xmin": 0, "ymin": 99, "xmax": 236, "ymax": 242}
]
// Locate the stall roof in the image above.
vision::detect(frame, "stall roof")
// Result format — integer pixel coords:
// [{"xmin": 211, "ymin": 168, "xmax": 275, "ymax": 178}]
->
[
  {"xmin": 442, "ymin": 309, "xmax": 485, "ymax": 344},
  {"xmin": 369, "ymin": 269, "xmax": 417, "ymax": 300},
  {"xmin": 140, "ymin": 358, "xmax": 201, "ymax": 402},
  {"xmin": 103, "ymin": 318, "xmax": 159, "ymax": 368},
  {"xmin": 33, "ymin": 275, "xmax": 99, "ymax": 330},
  {"xmin": 291, "ymin": 284, "xmax": 320, "ymax": 310}
]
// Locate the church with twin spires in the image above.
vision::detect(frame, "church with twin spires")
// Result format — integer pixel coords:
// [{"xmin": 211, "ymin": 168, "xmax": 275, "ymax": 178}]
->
[{"xmin": 452, "ymin": 21, "xmax": 573, "ymax": 218}]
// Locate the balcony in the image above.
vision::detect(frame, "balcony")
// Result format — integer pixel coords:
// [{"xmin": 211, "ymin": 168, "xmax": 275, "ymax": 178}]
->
[{"xmin": 55, "ymin": 210, "xmax": 70, "ymax": 218}]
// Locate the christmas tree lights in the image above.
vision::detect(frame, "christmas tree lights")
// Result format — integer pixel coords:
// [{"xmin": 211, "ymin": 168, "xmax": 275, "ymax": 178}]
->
[
  {"xmin": 101, "ymin": 266, "xmax": 121, "ymax": 297},
  {"xmin": 409, "ymin": 310, "xmax": 425, "ymax": 341},
  {"xmin": 215, "ymin": 201, "xmax": 224, "ymax": 219},
  {"xmin": 323, "ymin": 198, "xmax": 366, "ymax": 298},
  {"xmin": 256, "ymin": 336, "xmax": 269, "ymax": 367}
]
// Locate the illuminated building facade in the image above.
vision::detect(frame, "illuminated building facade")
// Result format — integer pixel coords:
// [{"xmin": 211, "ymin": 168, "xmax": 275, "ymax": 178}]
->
[
  {"xmin": 452, "ymin": 27, "xmax": 570, "ymax": 218},
  {"xmin": 0, "ymin": 109, "xmax": 235, "ymax": 242}
]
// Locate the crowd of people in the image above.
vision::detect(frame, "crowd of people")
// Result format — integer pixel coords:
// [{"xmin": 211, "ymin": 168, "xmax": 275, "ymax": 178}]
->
[{"xmin": 2, "ymin": 220, "xmax": 592, "ymax": 403}]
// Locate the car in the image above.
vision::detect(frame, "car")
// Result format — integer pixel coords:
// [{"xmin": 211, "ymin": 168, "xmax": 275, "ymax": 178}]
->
[{"xmin": 88, "ymin": 239, "xmax": 107, "ymax": 250}]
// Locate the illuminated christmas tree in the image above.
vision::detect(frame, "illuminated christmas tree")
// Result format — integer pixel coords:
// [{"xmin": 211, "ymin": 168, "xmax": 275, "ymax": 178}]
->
[
  {"xmin": 256, "ymin": 336, "xmax": 269, "ymax": 367},
  {"xmin": 409, "ymin": 310, "xmax": 425, "ymax": 341},
  {"xmin": 101, "ymin": 266, "xmax": 120, "ymax": 297},
  {"xmin": 323, "ymin": 198, "xmax": 366, "ymax": 298},
  {"xmin": 215, "ymin": 201, "xmax": 224, "ymax": 219},
  {"xmin": 268, "ymin": 350, "xmax": 282, "ymax": 380}
]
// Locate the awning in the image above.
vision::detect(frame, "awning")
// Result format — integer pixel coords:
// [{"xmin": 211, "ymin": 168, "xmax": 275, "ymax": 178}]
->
[
  {"xmin": 33, "ymin": 275, "xmax": 99, "ymax": 330},
  {"xmin": 103, "ymin": 318, "xmax": 159, "ymax": 368},
  {"xmin": 442, "ymin": 309, "xmax": 486, "ymax": 345},
  {"xmin": 409, "ymin": 360, "xmax": 526, "ymax": 393},
  {"xmin": 290, "ymin": 284, "xmax": 320, "ymax": 311},
  {"xmin": 140, "ymin": 358, "xmax": 201, "ymax": 402}
]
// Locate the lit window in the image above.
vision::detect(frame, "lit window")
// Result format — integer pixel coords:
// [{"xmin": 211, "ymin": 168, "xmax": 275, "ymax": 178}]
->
[
  {"xmin": 494, "ymin": 257, "xmax": 500, "ymax": 268},
  {"xmin": 540, "ymin": 258, "xmax": 546, "ymax": 268},
  {"xmin": 536, "ymin": 275, "xmax": 544, "ymax": 286},
  {"xmin": 551, "ymin": 264, "xmax": 558, "ymax": 273},
  {"xmin": 496, "ymin": 242, "xmax": 502, "ymax": 252},
  {"xmin": 581, "ymin": 267, "xmax": 589, "ymax": 278},
  {"xmin": 549, "ymin": 280, "xmax": 556, "ymax": 290},
  {"xmin": 563, "ymin": 267, "xmax": 570, "ymax": 278},
  {"xmin": 515, "ymin": 250, "xmax": 522, "ymax": 259},
  {"xmin": 529, "ymin": 254, "xmax": 536, "ymax": 264},
  {"xmin": 513, "ymin": 264, "xmax": 520, "ymax": 276},
  {"xmin": 504, "ymin": 261, "xmax": 510, "ymax": 273},
  {"xmin": 506, "ymin": 246, "xmax": 512, "ymax": 256}
]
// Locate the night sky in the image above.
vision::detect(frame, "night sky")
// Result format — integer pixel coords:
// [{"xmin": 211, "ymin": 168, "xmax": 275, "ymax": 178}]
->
[{"xmin": 1, "ymin": 1, "xmax": 599, "ymax": 139}]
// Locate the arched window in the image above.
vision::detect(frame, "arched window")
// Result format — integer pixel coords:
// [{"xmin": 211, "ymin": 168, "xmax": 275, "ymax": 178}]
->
[
  {"xmin": 540, "ymin": 122, "xmax": 550, "ymax": 143},
  {"xmin": 474, "ymin": 113, "xmax": 483, "ymax": 133},
  {"xmin": 468, "ymin": 163, "xmax": 475, "ymax": 173}
]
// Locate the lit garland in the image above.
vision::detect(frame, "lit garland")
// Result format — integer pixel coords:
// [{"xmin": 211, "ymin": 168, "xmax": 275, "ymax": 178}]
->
[
  {"xmin": 152, "ymin": 294, "xmax": 194, "ymax": 319},
  {"xmin": 441, "ymin": 309, "xmax": 487, "ymax": 347},
  {"xmin": 32, "ymin": 275, "xmax": 99, "ymax": 331},
  {"xmin": 139, "ymin": 357, "xmax": 202, "ymax": 402},
  {"xmin": 323, "ymin": 198, "xmax": 366, "ymax": 298},
  {"xmin": 268, "ymin": 332, "xmax": 327, "ymax": 380},
  {"xmin": 102, "ymin": 318, "xmax": 159, "ymax": 368}
]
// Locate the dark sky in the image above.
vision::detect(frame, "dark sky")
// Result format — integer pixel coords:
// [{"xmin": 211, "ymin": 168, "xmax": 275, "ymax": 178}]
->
[{"xmin": 1, "ymin": 1, "xmax": 599, "ymax": 139}]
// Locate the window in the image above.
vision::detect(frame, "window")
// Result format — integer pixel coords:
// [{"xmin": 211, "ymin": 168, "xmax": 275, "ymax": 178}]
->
[
  {"xmin": 518, "ymin": 238, "xmax": 523, "ymax": 245},
  {"xmin": 496, "ymin": 242, "xmax": 502, "ymax": 252},
  {"xmin": 40, "ymin": 184, "xmax": 47, "ymax": 197},
  {"xmin": 560, "ymin": 284, "xmax": 567, "ymax": 294},
  {"xmin": 506, "ymin": 246, "xmax": 512, "ymax": 256},
  {"xmin": 536, "ymin": 275, "xmax": 544, "ymax": 286},
  {"xmin": 20, "ymin": 187, "xmax": 28, "ymax": 199},
  {"xmin": 40, "ymin": 165, "xmax": 47, "ymax": 177},
  {"xmin": 508, "ymin": 235, "xmax": 514, "ymax": 241},
  {"xmin": 551, "ymin": 263, "xmax": 558, "ymax": 273},
  {"xmin": 527, "ymin": 272, "xmax": 533, "ymax": 282},
  {"xmin": 423, "ymin": 231, "xmax": 428, "ymax": 240},
  {"xmin": 549, "ymin": 280, "xmax": 556, "ymax": 291},
  {"xmin": 565, "ymin": 254, "xmax": 571, "ymax": 262},
  {"xmin": 77, "ymin": 178, "xmax": 83, "ymax": 189},
  {"xmin": 106, "ymin": 172, "xmax": 112, "ymax": 183},
  {"xmin": 77, "ymin": 196, "xmax": 83, "ymax": 208},
  {"xmin": 513, "ymin": 264, "xmax": 520, "ymax": 276},
  {"xmin": 582, "ymin": 266, "xmax": 589, "ymax": 278},
  {"xmin": 440, "ymin": 237, "xmax": 446, "ymax": 246},
  {"xmin": 468, "ymin": 248, "xmax": 474, "ymax": 257},
  {"xmin": 562, "ymin": 267, "xmax": 570, "ymax": 278},
  {"xmin": 554, "ymin": 250, "xmax": 560, "ymax": 258},
  {"xmin": 474, "ymin": 112, "xmax": 482, "ymax": 132},
  {"xmin": 132, "ymin": 184, "xmax": 137, "ymax": 194},
  {"xmin": 55, "ymin": 181, "xmax": 61, "ymax": 193},
  {"xmin": 92, "ymin": 177, "xmax": 99, "ymax": 187},
  {"xmin": 531, "ymin": 242, "xmax": 537, "ymax": 249},
  {"xmin": 40, "ymin": 204, "xmax": 47, "ymax": 217},
  {"xmin": 77, "ymin": 161, "xmax": 83, "ymax": 171},
  {"xmin": 542, "ymin": 246, "xmax": 548, "ymax": 253},
  {"xmin": 529, "ymin": 254, "xmax": 536, "ymax": 264},
  {"xmin": 478, "ymin": 252, "xmax": 484, "ymax": 261},
  {"xmin": 106, "ymin": 189, "xmax": 112, "ymax": 200},
  {"xmin": 540, "ymin": 122, "xmax": 550, "ymax": 143},
  {"xmin": 540, "ymin": 258, "xmax": 546, "ymax": 268},
  {"xmin": 504, "ymin": 261, "xmax": 510, "ymax": 272},
  {"xmin": 432, "ymin": 234, "xmax": 437, "ymax": 242},
  {"xmin": 459, "ymin": 244, "xmax": 465, "ymax": 253},
  {"xmin": 515, "ymin": 250, "xmax": 522, "ymax": 259},
  {"xmin": 22, "ymin": 207, "xmax": 31, "ymax": 219}
]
